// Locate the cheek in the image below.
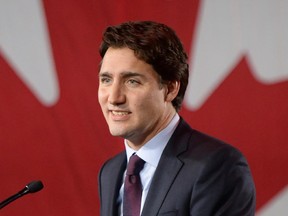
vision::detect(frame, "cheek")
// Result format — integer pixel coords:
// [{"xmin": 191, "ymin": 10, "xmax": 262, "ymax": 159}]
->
[
  {"xmin": 147, "ymin": 90, "xmax": 165, "ymax": 105},
  {"xmin": 98, "ymin": 93, "xmax": 108, "ymax": 115},
  {"xmin": 98, "ymin": 89, "xmax": 106, "ymax": 104},
  {"xmin": 136, "ymin": 92, "xmax": 165, "ymax": 112}
]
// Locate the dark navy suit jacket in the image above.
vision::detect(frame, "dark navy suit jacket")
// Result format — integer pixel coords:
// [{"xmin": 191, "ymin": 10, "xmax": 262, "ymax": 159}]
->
[{"xmin": 98, "ymin": 118, "xmax": 256, "ymax": 216}]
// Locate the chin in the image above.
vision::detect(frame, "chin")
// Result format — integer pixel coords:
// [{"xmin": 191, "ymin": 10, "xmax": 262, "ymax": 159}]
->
[{"xmin": 109, "ymin": 128, "xmax": 126, "ymax": 137}]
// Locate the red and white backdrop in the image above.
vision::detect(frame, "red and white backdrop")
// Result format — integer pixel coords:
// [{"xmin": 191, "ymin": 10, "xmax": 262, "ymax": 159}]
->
[{"xmin": 0, "ymin": 0, "xmax": 287, "ymax": 215}]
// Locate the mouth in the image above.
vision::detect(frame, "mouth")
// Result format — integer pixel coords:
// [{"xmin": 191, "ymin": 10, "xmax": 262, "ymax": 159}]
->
[
  {"xmin": 109, "ymin": 110, "xmax": 131, "ymax": 121},
  {"xmin": 111, "ymin": 110, "xmax": 130, "ymax": 116}
]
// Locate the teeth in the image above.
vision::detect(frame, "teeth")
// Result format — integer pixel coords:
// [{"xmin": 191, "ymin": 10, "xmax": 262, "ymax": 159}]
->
[{"xmin": 112, "ymin": 111, "xmax": 129, "ymax": 116}]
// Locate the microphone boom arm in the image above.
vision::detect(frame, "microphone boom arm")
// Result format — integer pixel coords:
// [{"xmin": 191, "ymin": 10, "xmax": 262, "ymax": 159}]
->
[{"xmin": 0, "ymin": 180, "xmax": 44, "ymax": 210}]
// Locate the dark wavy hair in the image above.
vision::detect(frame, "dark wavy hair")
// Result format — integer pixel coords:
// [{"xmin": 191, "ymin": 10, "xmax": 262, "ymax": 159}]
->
[{"xmin": 99, "ymin": 21, "xmax": 189, "ymax": 112}]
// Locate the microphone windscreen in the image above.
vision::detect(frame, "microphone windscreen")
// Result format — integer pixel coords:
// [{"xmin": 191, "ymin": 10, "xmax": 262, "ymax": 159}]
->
[{"xmin": 26, "ymin": 181, "xmax": 44, "ymax": 193}]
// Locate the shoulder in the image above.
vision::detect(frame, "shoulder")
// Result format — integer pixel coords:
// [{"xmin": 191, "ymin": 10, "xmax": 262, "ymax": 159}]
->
[
  {"xmin": 171, "ymin": 118, "xmax": 250, "ymax": 174},
  {"xmin": 174, "ymin": 119, "xmax": 256, "ymax": 213},
  {"xmin": 175, "ymin": 118, "xmax": 243, "ymax": 156}
]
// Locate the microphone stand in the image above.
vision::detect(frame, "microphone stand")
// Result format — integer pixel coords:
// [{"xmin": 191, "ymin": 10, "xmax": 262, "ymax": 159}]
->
[{"xmin": 0, "ymin": 181, "xmax": 44, "ymax": 210}]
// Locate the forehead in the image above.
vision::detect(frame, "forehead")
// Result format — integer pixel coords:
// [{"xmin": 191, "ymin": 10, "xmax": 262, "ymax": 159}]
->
[
  {"xmin": 100, "ymin": 47, "xmax": 156, "ymax": 77},
  {"xmin": 102, "ymin": 47, "xmax": 136, "ymax": 60}
]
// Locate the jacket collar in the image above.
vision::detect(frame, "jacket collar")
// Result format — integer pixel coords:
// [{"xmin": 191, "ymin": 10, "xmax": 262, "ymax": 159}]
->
[{"xmin": 141, "ymin": 118, "xmax": 192, "ymax": 215}]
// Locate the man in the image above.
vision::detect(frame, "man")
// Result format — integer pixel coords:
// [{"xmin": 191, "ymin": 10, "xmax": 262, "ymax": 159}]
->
[{"xmin": 98, "ymin": 21, "xmax": 256, "ymax": 216}]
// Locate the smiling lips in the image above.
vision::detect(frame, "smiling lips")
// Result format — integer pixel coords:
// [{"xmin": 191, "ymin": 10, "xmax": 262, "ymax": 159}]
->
[
  {"xmin": 110, "ymin": 110, "xmax": 131, "ymax": 120},
  {"xmin": 111, "ymin": 110, "xmax": 130, "ymax": 115}
]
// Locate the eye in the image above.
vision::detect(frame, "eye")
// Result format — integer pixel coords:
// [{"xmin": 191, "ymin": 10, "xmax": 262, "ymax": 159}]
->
[
  {"xmin": 100, "ymin": 76, "xmax": 112, "ymax": 84},
  {"xmin": 127, "ymin": 79, "xmax": 140, "ymax": 86}
]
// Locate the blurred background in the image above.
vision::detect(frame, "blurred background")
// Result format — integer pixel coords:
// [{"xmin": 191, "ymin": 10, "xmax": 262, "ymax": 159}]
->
[{"xmin": 0, "ymin": 0, "xmax": 287, "ymax": 215}]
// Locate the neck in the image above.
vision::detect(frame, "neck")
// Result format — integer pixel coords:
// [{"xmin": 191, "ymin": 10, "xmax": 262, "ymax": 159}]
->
[{"xmin": 126, "ymin": 110, "xmax": 177, "ymax": 150}]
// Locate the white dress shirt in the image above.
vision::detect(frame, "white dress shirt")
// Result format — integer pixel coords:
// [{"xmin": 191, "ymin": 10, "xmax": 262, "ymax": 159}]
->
[{"xmin": 118, "ymin": 113, "xmax": 180, "ymax": 215}]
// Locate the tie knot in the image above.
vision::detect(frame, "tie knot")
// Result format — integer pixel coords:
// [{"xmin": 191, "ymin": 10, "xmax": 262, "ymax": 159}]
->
[{"xmin": 126, "ymin": 154, "xmax": 145, "ymax": 176}]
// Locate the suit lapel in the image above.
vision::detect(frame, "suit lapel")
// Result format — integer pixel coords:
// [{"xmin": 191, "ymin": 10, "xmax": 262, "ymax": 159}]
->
[
  {"xmin": 141, "ymin": 119, "xmax": 191, "ymax": 216},
  {"xmin": 102, "ymin": 152, "xmax": 127, "ymax": 216},
  {"xmin": 141, "ymin": 152, "xmax": 183, "ymax": 216}
]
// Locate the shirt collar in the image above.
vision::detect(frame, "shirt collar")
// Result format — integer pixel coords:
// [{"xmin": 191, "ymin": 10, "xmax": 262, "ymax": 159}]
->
[{"xmin": 125, "ymin": 113, "xmax": 180, "ymax": 167}]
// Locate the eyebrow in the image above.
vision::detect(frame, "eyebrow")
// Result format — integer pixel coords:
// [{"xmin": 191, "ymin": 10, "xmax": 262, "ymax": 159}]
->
[{"xmin": 99, "ymin": 71, "xmax": 146, "ymax": 79}]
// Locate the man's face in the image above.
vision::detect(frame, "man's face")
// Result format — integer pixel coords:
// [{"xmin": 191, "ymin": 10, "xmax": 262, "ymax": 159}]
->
[{"xmin": 98, "ymin": 47, "xmax": 176, "ymax": 149}]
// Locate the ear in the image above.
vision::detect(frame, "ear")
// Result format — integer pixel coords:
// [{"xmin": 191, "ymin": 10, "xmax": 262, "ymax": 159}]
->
[{"xmin": 165, "ymin": 80, "xmax": 180, "ymax": 102}]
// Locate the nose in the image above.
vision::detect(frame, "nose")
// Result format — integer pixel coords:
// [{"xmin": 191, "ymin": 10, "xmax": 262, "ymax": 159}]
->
[{"xmin": 108, "ymin": 82, "xmax": 126, "ymax": 105}]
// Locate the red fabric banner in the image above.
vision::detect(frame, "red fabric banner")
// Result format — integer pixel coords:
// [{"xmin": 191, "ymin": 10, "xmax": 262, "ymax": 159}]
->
[{"xmin": 0, "ymin": 0, "xmax": 287, "ymax": 215}]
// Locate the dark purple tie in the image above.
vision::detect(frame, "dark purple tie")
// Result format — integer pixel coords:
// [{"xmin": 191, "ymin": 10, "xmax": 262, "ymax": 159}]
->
[{"xmin": 123, "ymin": 154, "xmax": 145, "ymax": 216}]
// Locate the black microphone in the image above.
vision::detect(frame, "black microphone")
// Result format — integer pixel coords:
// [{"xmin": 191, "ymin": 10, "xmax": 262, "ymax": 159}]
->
[{"xmin": 0, "ymin": 180, "xmax": 44, "ymax": 209}]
